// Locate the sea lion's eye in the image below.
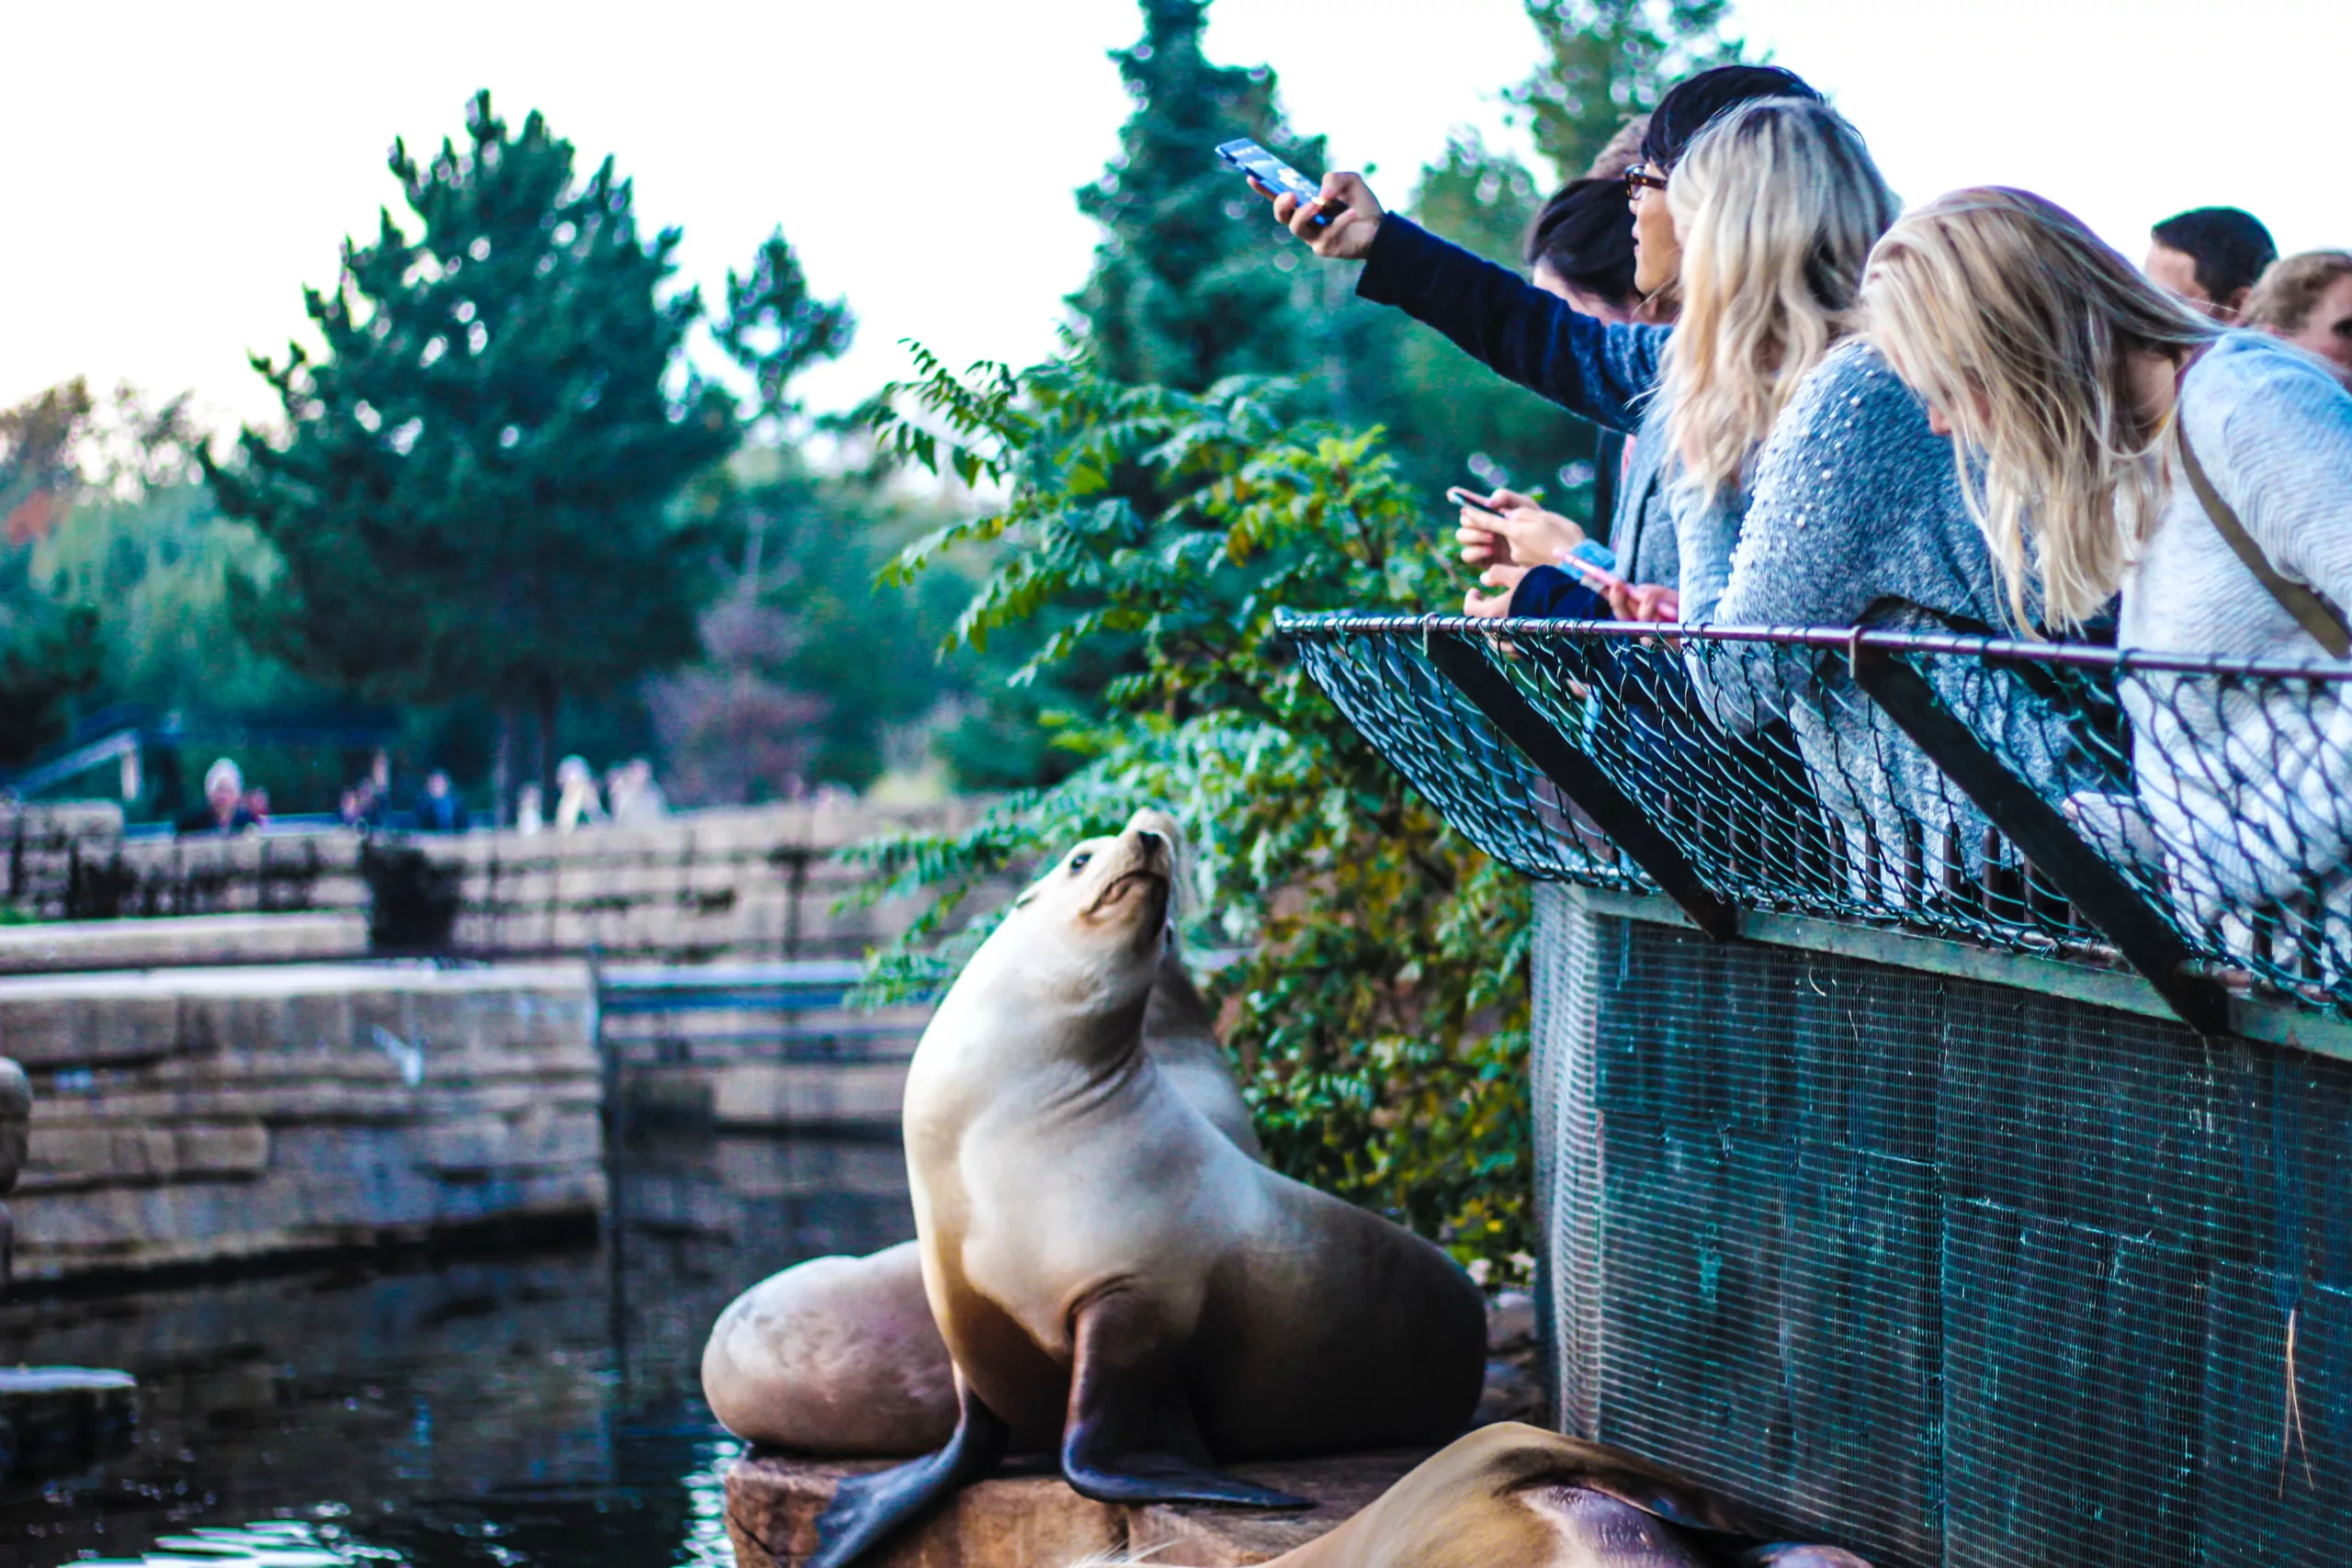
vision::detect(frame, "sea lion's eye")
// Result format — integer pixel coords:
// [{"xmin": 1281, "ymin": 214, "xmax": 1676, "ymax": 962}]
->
[{"xmin": 1069, "ymin": 852, "xmax": 1092, "ymax": 873}]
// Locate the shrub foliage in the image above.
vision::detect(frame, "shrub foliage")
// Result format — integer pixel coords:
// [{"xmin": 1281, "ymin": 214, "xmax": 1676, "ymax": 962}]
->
[{"xmin": 853, "ymin": 349, "xmax": 1533, "ymax": 1275}]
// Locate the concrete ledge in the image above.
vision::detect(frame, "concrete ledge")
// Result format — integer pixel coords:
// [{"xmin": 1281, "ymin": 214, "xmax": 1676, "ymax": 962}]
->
[
  {"xmin": 2, "ymin": 961, "xmax": 603, "ymax": 1282},
  {"xmin": 0, "ymin": 911, "xmax": 368, "ymax": 975},
  {"xmin": 713, "ymin": 1060, "xmax": 910, "ymax": 1129},
  {"xmin": 725, "ymin": 1449, "xmax": 1430, "ymax": 1568}
]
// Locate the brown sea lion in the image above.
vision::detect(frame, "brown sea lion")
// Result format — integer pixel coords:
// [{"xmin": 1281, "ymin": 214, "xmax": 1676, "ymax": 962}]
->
[
  {"xmin": 805, "ymin": 811, "xmax": 1487, "ymax": 1567},
  {"xmin": 701, "ymin": 936, "xmax": 1261, "ymax": 1455},
  {"xmin": 1180, "ymin": 1423, "xmax": 1874, "ymax": 1568}
]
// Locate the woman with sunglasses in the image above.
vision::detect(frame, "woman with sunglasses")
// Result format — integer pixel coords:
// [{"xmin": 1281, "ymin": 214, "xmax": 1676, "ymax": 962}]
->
[{"xmin": 1268, "ymin": 64, "xmax": 1818, "ymax": 621}]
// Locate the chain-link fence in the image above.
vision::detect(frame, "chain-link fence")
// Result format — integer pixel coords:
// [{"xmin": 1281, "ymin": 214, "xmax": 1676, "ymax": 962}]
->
[{"xmin": 1279, "ymin": 613, "xmax": 2352, "ymax": 1028}]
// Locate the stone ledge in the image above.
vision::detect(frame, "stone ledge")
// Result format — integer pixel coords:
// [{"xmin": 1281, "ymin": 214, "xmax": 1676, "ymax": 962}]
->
[{"xmin": 725, "ymin": 1449, "xmax": 1430, "ymax": 1568}]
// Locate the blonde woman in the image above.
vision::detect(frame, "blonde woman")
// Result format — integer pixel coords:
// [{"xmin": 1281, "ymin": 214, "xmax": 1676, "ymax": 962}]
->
[
  {"xmin": 1651, "ymin": 100, "xmax": 2075, "ymax": 906},
  {"xmin": 1261, "ymin": 64, "xmax": 1822, "ymax": 620},
  {"xmin": 1863, "ymin": 188, "xmax": 2352, "ymax": 934}
]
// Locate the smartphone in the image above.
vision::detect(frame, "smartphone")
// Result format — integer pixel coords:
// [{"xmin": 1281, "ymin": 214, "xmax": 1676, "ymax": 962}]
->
[
  {"xmin": 1446, "ymin": 485, "xmax": 1503, "ymax": 519},
  {"xmin": 1217, "ymin": 139, "xmax": 1336, "ymax": 226},
  {"xmin": 1567, "ymin": 551, "xmax": 1629, "ymax": 595},
  {"xmin": 1449, "ymin": 487, "xmax": 1622, "ymax": 577},
  {"xmin": 1568, "ymin": 539, "xmax": 1620, "ymax": 576}
]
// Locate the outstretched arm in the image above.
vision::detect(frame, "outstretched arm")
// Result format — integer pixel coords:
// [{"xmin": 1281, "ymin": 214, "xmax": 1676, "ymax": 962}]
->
[{"xmin": 1265, "ymin": 173, "xmax": 1667, "ymax": 433}]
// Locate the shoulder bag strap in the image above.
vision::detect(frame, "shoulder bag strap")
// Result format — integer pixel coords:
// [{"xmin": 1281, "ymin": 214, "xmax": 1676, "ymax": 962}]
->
[{"xmin": 2175, "ymin": 419, "xmax": 2352, "ymax": 659}]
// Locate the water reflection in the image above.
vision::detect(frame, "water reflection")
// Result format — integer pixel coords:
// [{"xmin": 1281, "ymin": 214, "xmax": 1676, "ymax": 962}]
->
[{"xmin": 0, "ymin": 1130, "xmax": 914, "ymax": 1568}]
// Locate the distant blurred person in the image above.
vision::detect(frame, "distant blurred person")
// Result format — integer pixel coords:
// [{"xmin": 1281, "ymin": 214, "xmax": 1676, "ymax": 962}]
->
[
  {"xmin": 515, "ymin": 782, "xmax": 546, "ymax": 836},
  {"xmin": 339, "ymin": 776, "xmax": 388, "ymax": 831},
  {"xmin": 2145, "ymin": 206, "xmax": 2277, "ymax": 322},
  {"xmin": 2247, "ymin": 250, "xmax": 2352, "ymax": 388},
  {"xmin": 244, "ymin": 787, "xmax": 271, "ymax": 826},
  {"xmin": 554, "ymin": 755, "xmax": 606, "ymax": 833},
  {"xmin": 606, "ymin": 759, "xmax": 668, "ymax": 825},
  {"xmin": 416, "ymin": 770, "xmax": 468, "ymax": 833},
  {"xmin": 179, "ymin": 759, "xmax": 261, "ymax": 836}
]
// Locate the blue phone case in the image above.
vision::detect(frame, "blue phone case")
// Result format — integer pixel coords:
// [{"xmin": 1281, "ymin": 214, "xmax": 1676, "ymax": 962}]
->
[{"xmin": 1216, "ymin": 140, "xmax": 1330, "ymax": 223}]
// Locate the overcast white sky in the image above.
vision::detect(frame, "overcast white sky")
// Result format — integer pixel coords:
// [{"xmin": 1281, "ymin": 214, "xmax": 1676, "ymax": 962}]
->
[{"xmin": 3, "ymin": 0, "xmax": 2344, "ymax": 433}]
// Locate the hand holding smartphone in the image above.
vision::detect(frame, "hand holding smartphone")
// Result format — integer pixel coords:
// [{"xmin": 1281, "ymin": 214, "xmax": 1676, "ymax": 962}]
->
[{"xmin": 1217, "ymin": 140, "xmax": 1341, "ymax": 228}]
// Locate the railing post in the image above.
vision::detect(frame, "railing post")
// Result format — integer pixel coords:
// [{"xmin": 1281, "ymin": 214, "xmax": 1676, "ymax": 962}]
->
[
  {"xmin": 1847, "ymin": 641, "xmax": 2233, "ymax": 1035},
  {"xmin": 1426, "ymin": 629, "xmax": 1739, "ymax": 941}
]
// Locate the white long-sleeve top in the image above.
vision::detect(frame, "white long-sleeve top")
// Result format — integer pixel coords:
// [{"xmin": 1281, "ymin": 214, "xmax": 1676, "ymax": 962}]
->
[{"xmin": 2121, "ymin": 333, "xmax": 2352, "ymax": 909}]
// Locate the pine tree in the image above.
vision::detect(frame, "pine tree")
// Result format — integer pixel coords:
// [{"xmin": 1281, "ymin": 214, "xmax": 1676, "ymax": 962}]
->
[
  {"xmin": 0, "ymin": 381, "xmax": 104, "ymax": 766},
  {"xmin": 1069, "ymin": 0, "xmax": 1326, "ymax": 391},
  {"xmin": 209, "ymin": 91, "xmax": 736, "ymax": 802},
  {"xmin": 1509, "ymin": 0, "xmax": 1747, "ymax": 179}
]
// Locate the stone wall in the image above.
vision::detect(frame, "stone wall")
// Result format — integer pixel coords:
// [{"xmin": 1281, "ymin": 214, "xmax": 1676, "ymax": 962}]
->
[
  {"xmin": 2, "ymin": 799, "xmax": 984, "ymax": 965},
  {"xmin": 0, "ymin": 911, "xmax": 368, "ymax": 975},
  {"xmin": 0, "ymin": 962, "xmax": 603, "ymax": 1283}
]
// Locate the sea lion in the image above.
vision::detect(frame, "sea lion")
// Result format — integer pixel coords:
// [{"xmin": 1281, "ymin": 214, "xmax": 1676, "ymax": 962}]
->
[
  {"xmin": 701, "ymin": 934, "xmax": 1261, "ymax": 1455},
  {"xmin": 807, "ymin": 811, "xmax": 1487, "ymax": 1567},
  {"xmin": 1186, "ymin": 1423, "xmax": 1874, "ymax": 1568}
]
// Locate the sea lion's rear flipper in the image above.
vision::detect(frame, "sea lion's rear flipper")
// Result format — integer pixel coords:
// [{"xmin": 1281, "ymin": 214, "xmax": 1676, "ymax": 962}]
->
[
  {"xmin": 1058, "ymin": 1288, "xmax": 1309, "ymax": 1508},
  {"xmin": 806, "ymin": 1384, "xmax": 1011, "ymax": 1568}
]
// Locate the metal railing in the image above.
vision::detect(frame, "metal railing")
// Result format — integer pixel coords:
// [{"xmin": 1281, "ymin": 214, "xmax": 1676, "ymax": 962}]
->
[{"xmin": 1279, "ymin": 613, "xmax": 2352, "ymax": 1032}]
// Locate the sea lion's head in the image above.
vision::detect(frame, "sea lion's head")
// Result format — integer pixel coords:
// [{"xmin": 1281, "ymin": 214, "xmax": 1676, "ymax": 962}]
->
[{"xmin": 982, "ymin": 809, "xmax": 1176, "ymax": 1017}]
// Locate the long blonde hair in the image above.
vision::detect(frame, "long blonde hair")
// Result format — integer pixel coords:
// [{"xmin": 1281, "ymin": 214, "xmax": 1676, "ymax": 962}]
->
[
  {"xmin": 1860, "ymin": 187, "xmax": 2222, "ymax": 629},
  {"xmin": 1659, "ymin": 97, "xmax": 1900, "ymax": 498}
]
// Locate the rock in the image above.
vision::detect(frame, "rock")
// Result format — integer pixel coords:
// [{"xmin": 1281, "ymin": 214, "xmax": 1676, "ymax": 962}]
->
[
  {"xmin": 724, "ymin": 1448, "xmax": 1432, "ymax": 1568},
  {"xmin": 0, "ymin": 1365, "xmax": 137, "ymax": 1478}
]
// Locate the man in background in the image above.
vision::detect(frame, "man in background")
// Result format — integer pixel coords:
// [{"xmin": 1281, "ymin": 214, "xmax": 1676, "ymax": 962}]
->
[
  {"xmin": 415, "ymin": 770, "xmax": 468, "ymax": 833},
  {"xmin": 2145, "ymin": 206, "xmax": 2278, "ymax": 321}
]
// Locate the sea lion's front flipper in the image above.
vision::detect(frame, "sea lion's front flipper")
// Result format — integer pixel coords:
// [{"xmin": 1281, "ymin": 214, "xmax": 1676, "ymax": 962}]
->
[
  {"xmin": 1058, "ymin": 1287, "xmax": 1309, "ymax": 1508},
  {"xmin": 806, "ymin": 1383, "xmax": 1011, "ymax": 1568}
]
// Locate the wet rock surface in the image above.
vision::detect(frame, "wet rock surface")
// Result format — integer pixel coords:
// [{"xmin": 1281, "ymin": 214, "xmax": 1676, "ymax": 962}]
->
[
  {"xmin": 723, "ymin": 1449, "xmax": 1432, "ymax": 1568},
  {"xmin": 0, "ymin": 1366, "xmax": 138, "ymax": 1479}
]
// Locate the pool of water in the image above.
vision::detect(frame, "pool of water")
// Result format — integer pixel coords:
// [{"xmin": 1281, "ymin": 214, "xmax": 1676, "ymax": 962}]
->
[{"xmin": 0, "ymin": 1130, "xmax": 916, "ymax": 1568}]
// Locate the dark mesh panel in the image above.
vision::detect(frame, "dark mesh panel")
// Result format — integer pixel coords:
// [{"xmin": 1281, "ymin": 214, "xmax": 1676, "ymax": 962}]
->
[
  {"xmin": 2200, "ymin": 1271, "xmax": 2352, "ymax": 1564},
  {"xmin": 1541, "ymin": 897, "xmax": 2352, "ymax": 1566},
  {"xmin": 1534, "ymin": 882, "xmax": 1606, "ymax": 1438}
]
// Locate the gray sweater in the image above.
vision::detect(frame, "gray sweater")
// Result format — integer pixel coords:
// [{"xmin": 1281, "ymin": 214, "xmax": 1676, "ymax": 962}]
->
[
  {"xmin": 2115, "ymin": 333, "xmax": 2352, "ymax": 914},
  {"xmin": 1683, "ymin": 341, "xmax": 2071, "ymax": 901}
]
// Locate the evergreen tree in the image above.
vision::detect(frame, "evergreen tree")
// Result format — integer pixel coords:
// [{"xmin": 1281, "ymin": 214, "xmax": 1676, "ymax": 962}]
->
[
  {"xmin": 650, "ymin": 230, "xmax": 965, "ymax": 798},
  {"xmin": 1069, "ymin": 0, "xmax": 1326, "ymax": 391},
  {"xmin": 1351, "ymin": 131, "xmax": 1596, "ymax": 505},
  {"xmin": 0, "ymin": 381, "xmax": 105, "ymax": 767},
  {"xmin": 1508, "ymin": 0, "xmax": 1747, "ymax": 178},
  {"xmin": 209, "ymin": 91, "xmax": 736, "ymax": 801}
]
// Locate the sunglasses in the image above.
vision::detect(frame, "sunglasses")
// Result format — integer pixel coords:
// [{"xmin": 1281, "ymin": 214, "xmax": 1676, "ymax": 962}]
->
[{"xmin": 1623, "ymin": 164, "xmax": 1669, "ymax": 197}]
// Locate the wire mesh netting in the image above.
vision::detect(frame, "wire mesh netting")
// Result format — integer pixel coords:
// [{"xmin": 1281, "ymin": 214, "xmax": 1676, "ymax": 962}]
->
[
  {"xmin": 1892, "ymin": 641, "xmax": 2352, "ymax": 1017},
  {"xmin": 1277, "ymin": 615, "xmax": 1645, "ymax": 888},
  {"xmin": 1532, "ymin": 895, "xmax": 2352, "ymax": 1568},
  {"xmin": 1278, "ymin": 613, "xmax": 2352, "ymax": 1020}
]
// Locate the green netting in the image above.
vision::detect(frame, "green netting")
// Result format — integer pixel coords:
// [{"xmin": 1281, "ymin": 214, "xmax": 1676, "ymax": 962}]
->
[
  {"xmin": 1533, "ymin": 892, "xmax": 2352, "ymax": 1568},
  {"xmin": 1279, "ymin": 613, "xmax": 2352, "ymax": 1020}
]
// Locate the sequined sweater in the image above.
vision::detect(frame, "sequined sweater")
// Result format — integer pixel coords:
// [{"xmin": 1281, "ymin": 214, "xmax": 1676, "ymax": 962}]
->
[{"xmin": 1686, "ymin": 340, "xmax": 2075, "ymax": 877}]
